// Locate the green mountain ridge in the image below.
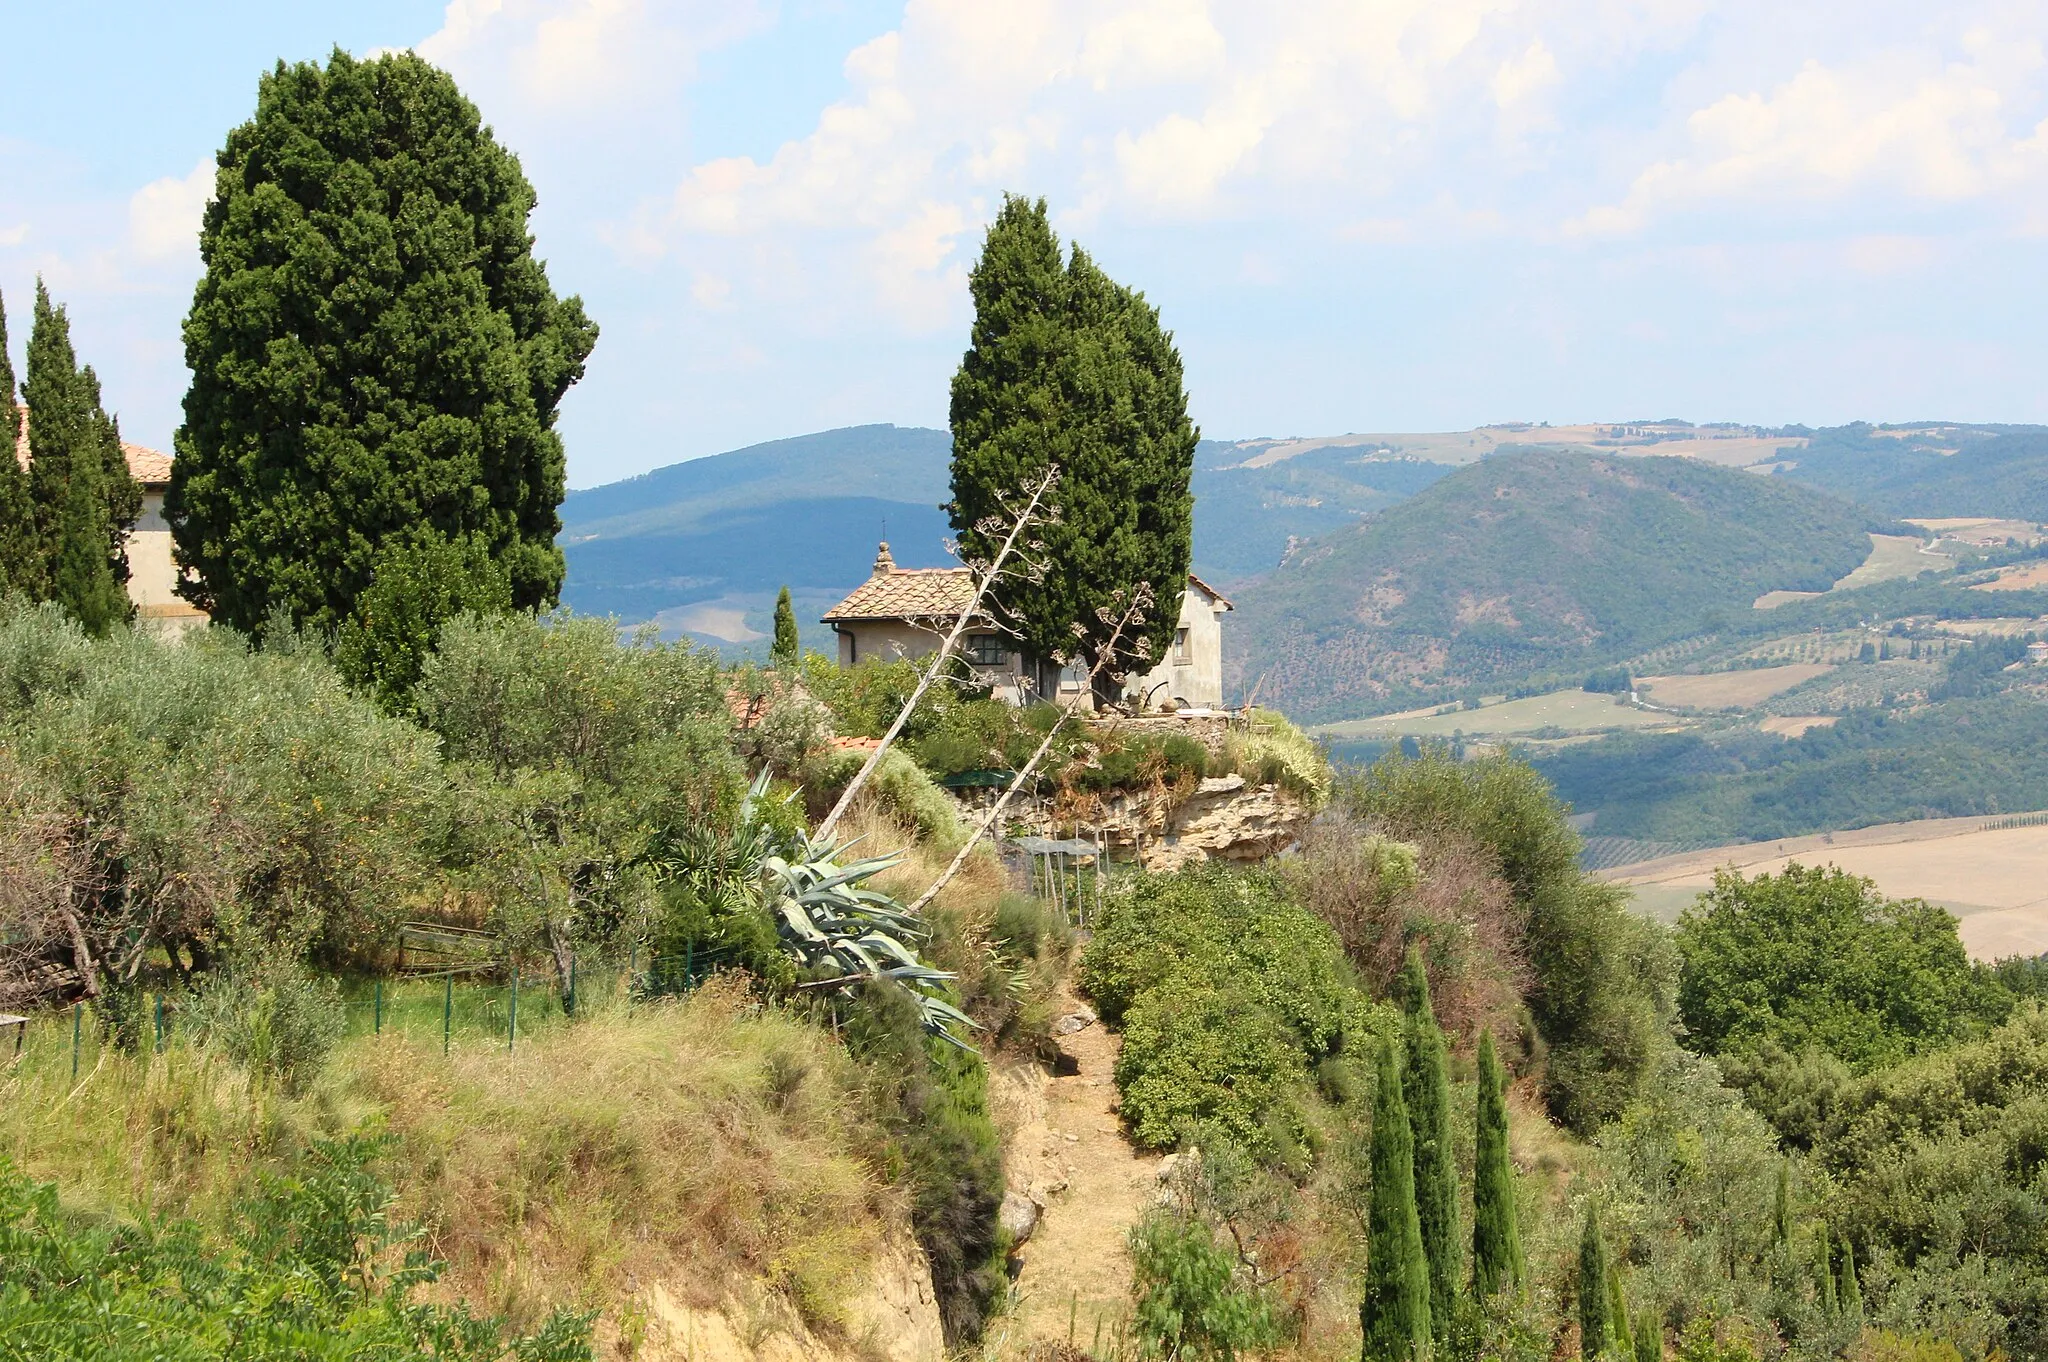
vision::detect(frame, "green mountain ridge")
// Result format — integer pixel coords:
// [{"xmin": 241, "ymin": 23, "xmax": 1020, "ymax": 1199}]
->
[{"xmin": 1230, "ymin": 448, "xmax": 1879, "ymax": 722}]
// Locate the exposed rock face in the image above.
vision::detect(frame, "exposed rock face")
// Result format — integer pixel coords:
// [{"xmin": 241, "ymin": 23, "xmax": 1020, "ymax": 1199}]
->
[
  {"xmin": 1112, "ymin": 776, "xmax": 1313, "ymax": 872},
  {"xmin": 1000, "ymin": 1190, "xmax": 1042, "ymax": 1247}
]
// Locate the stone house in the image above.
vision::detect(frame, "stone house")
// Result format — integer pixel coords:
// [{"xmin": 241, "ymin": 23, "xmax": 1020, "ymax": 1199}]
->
[{"xmin": 820, "ymin": 541, "xmax": 1234, "ymax": 709}]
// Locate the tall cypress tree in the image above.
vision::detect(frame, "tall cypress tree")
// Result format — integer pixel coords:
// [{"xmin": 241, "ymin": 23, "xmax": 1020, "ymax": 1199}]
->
[
  {"xmin": 1579, "ymin": 1203, "xmax": 1610, "ymax": 1361},
  {"xmin": 171, "ymin": 49, "xmax": 597, "ymax": 635},
  {"xmin": 1605, "ymin": 1265, "xmax": 1631, "ymax": 1357},
  {"xmin": 1402, "ymin": 950, "xmax": 1461, "ymax": 1340},
  {"xmin": 24, "ymin": 283, "xmax": 136, "ymax": 632},
  {"xmin": 0, "ymin": 289, "xmax": 34, "ymax": 595},
  {"xmin": 1837, "ymin": 1234, "xmax": 1861, "ymax": 1321},
  {"xmin": 1773, "ymin": 1163, "xmax": 1791, "ymax": 1247},
  {"xmin": 1362, "ymin": 1039, "xmax": 1432, "ymax": 1361},
  {"xmin": 949, "ymin": 197, "xmax": 1196, "ymax": 700},
  {"xmin": 1818, "ymin": 1223, "xmax": 1838, "ymax": 1314},
  {"xmin": 1472, "ymin": 1030, "xmax": 1525, "ymax": 1296},
  {"xmin": 772, "ymin": 585, "xmax": 799, "ymax": 668}
]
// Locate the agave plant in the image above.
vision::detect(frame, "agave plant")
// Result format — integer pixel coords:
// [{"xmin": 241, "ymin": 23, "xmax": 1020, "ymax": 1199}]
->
[{"xmin": 719, "ymin": 772, "xmax": 978, "ymax": 1047}]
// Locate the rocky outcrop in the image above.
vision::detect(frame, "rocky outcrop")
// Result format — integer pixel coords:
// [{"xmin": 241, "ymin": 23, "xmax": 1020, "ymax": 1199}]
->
[{"xmin": 990, "ymin": 776, "xmax": 1315, "ymax": 872}]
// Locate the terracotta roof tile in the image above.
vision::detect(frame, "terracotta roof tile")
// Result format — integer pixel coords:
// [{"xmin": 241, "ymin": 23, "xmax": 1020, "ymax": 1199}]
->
[
  {"xmin": 822, "ymin": 564, "xmax": 980, "ymax": 623},
  {"xmin": 10, "ymin": 405, "xmax": 170, "ymax": 486}
]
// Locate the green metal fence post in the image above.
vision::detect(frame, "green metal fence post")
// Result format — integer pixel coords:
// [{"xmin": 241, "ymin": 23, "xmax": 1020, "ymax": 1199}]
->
[
  {"xmin": 71, "ymin": 1003, "xmax": 81, "ymax": 1081},
  {"xmin": 508, "ymin": 963, "xmax": 518, "ymax": 1053},
  {"xmin": 443, "ymin": 974, "xmax": 453, "ymax": 1056},
  {"xmin": 153, "ymin": 994, "xmax": 164, "ymax": 1054},
  {"xmin": 684, "ymin": 942, "xmax": 694, "ymax": 991},
  {"xmin": 374, "ymin": 978, "xmax": 383, "ymax": 1034},
  {"xmin": 566, "ymin": 954, "xmax": 576, "ymax": 1017}
]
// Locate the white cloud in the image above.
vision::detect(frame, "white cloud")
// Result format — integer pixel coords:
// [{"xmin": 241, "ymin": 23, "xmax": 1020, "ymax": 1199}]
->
[
  {"xmin": 1575, "ymin": 19, "xmax": 2048, "ymax": 234},
  {"xmin": 415, "ymin": 0, "xmax": 767, "ymax": 113},
  {"xmin": 128, "ymin": 160, "xmax": 213, "ymax": 262}
]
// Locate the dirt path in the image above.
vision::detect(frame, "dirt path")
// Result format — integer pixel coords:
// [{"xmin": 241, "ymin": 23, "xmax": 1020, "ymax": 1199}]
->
[{"xmin": 990, "ymin": 990, "xmax": 1158, "ymax": 1352}]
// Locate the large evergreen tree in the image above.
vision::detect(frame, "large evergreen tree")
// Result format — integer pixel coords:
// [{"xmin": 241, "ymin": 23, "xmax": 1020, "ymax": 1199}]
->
[
  {"xmin": 1362, "ymin": 1039, "xmax": 1432, "ymax": 1361},
  {"xmin": 1472, "ymin": 1030, "xmax": 1525, "ymax": 1297},
  {"xmin": 23, "ymin": 283, "xmax": 138, "ymax": 632},
  {"xmin": 1402, "ymin": 950, "xmax": 1461, "ymax": 1341},
  {"xmin": 169, "ymin": 49, "xmax": 597, "ymax": 635},
  {"xmin": 0, "ymin": 290, "xmax": 34, "ymax": 595},
  {"xmin": 949, "ymin": 196, "xmax": 1196, "ymax": 700}
]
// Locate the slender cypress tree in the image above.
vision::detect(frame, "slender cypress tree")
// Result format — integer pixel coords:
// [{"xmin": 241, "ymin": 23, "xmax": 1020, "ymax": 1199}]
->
[
  {"xmin": 1401, "ymin": 949, "xmax": 1461, "ymax": 1341},
  {"xmin": 1362, "ymin": 1039, "xmax": 1432, "ymax": 1361},
  {"xmin": 1605, "ymin": 1265, "xmax": 1631, "ymax": 1357},
  {"xmin": 1472, "ymin": 1030, "xmax": 1525, "ymax": 1296},
  {"xmin": 1817, "ymin": 1224, "xmax": 1837, "ymax": 1315},
  {"xmin": 1773, "ymin": 1163, "xmax": 1791, "ymax": 1247},
  {"xmin": 1579, "ymin": 1203, "xmax": 1610, "ymax": 1361},
  {"xmin": 24, "ymin": 283, "xmax": 136, "ymax": 632},
  {"xmin": 949, "ymin": 197, "xmax": 1196, "ymax": 699},
  {"xmin": 0, "ymin": 289, "xmax": 34, "ymax": 595},
  {"xmin": 1632, "ymin": 1302, "xmax": 1661, "ymax": 1362},
  {"xmin": 772, "ymin": 585, "xmax": 799, "ymax": 668},
  {"xmin": 1838, "ymin": 1234, "xmax": 1861, "ymax": 1321}
]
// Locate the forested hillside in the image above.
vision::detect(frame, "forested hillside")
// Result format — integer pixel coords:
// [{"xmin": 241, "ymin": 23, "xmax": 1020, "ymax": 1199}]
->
[
  {"xmin": 1775, "ymin": 423, "xmax": 2048, "ymax": 521},
  {"xmin": 1232, "ymin": 448, "xmax": 1877, "ymax": 721}
]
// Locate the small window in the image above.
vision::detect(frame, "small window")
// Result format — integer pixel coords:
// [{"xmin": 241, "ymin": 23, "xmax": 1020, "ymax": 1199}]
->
[
  {"xmin": 964, "ymin": 633, "xmax": 1006, "ymax": 667},
  {"xmin": 1173, "ymin": 628, "xmax": 1192, "ymax": 665}
]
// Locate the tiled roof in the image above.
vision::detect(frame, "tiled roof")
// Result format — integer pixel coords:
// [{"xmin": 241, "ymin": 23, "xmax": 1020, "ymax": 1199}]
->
[
  {"xmin": 1186, "ymin": 572, "xmax": 1234, "ymax": 611},
  {"xmin": 10, "ymin": 406, "xmax": 171, "ymax": 486},
  {"xmin": 823, "ymin": 567, "xmax": 979, "ymax": 622}
]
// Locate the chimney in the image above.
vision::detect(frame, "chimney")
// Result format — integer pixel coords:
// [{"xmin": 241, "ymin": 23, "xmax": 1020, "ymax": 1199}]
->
[{"xmin": 872, "ymin": 541, "xmax": 895, "ymax": 576}]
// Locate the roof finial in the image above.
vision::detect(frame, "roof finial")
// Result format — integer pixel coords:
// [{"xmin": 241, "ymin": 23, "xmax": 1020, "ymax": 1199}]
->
[{"xmin": 873, "ymin": 541, "xmax": 895, "ymax": 576}]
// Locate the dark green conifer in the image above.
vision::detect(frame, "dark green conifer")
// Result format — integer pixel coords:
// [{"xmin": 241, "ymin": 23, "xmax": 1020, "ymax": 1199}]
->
[
  {"xmin": 1401, "ymin": 949, "xmax": 1460, "ymax": 1340},
  {"xmin": 1362, "ymin": 1039, "xmax": 1432, "ymax": 1361},
  {"xmin": 1773, "ymin": 1163, "xmax": 1790, "ymax": 1246},
  {"xmin": 772, "ymin": 585, "xmax": 799, "ymax": 668},
  {"xmin": 1472, "ymin": 1030, "xmax": 1525, "ymax": 1296},
  {"xmin": 1579, "ymin": 1203, "xmax": 1610, "ymax": 1361},
  {"xmin": 1818, "ymin": 1223, "xmax": 1837, "ymax": 1314},
  {"xmin": 1838, "ymin": 1234, "xmax": 1861, "ymax": 1320},
  {"xmin": 25, "ymin": 283, "xmax": 136, "ymax": 633},
  {"xmin": 949, "ymin": 197, "xmax": 1196, "ymax": 698},
  {"xmin": 171, "ymin": 50, "xmax": 597, "ymax": 635},
  {"xmin": 0, "ymin": 289, "xmax": 34, "ymax": 595}
]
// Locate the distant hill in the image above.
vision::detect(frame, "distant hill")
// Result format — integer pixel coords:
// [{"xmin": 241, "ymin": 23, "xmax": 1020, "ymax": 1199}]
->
[
  {"xmin": 1229, "ymin": 448, "xmax": 1877, "ymax": 722},
  {"xmin": 1772, "ymin": 424, "xmax": 2048, "ymax": 522}
]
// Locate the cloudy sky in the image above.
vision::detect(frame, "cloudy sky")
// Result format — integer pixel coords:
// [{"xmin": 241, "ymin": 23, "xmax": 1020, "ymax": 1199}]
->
[{"xmin": 5, "ymin": 0, "xmax": 2048, "ymax": 485}]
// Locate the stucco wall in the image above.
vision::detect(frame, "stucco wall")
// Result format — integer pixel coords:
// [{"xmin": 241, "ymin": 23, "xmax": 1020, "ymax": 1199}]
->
[
  {"xmin": 1125, "ymin": 588, "xmax": 1227, "ymax": 709},
  {"xmin": 125, "ymin": 490, "xmax": 207, "ymax": 633}
]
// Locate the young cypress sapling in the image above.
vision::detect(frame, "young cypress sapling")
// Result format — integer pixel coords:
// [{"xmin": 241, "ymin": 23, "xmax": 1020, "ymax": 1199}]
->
[
  {"xmin": 1838, "ymin": 1234, "xmax": 1861, "ymax": 1321},
  {"xmin": 1773, "ymin": 1163, "xmax": 1790, "ymax": 1247},
  {"xmin": 1817, "ymin": 1224, "xmax": 1837, "ymax": 1315},
  {"xmin": 1579, "ymin": 1203, "xmax": 1610, "ymax": 1361},
  {"xmin": 1633, "ymin": 1302, "xmax": 1661, "ymax": 1362},
  {"xmin": 1472, "ymin": 1029, "xmax": 1525, "ymax": 1296},
  {"xmin": 1362, "ymin": 1039, "xmax": 1432, "ymax": 1362},
  {"xmin": 1605, "ymin": 1264, "xmax": 1630, "ymax": 1358},
  {"xmin": 772, "ymin": 585, "xmax": 799, "ymax": 668},
  {"xmin": 1402, "ymin": 948, "xmax": 1461, "ymax": 1341}
]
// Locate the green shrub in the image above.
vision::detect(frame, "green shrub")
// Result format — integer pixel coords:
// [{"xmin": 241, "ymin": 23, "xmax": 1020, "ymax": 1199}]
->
[
  {"xmin": 804, "ymin": 745, "xmax": 968, "ymax": 850},
  {"xmin": 332, "ymin": 530, "xmax": 511, "ymax": 717},
  {"xmin": 1083, "ymin": 864, "xmax": 1388, "ymax": 1156},
  {"xmin": 0, "ymin": 1136, "xmax": 592, "ymax": 1360},
  {"xmin": 1217, "ymin": 708, "xmax": 1332, "ymax": 806},
  {"xmin": 1676, "ymin": 864, "xmax": 1981, "ymax": 1072},
  {"xmin": 181, "ymin": 959, "xmax": 346, "ymax": 1093},
  {"xmin": 990, "ymin": 891, "xmax": 1072, "ymax": 963},
  {"xmin": 843, "ymin": 981, "xmax": 1006, "ymax": 1348},
  {"xmin": 1128, "ymin": 1211, "xmax": 1279, "ymax": 1361}
]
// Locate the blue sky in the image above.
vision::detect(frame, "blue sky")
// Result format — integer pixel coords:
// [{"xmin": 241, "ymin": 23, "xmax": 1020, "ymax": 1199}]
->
[{"xmin": 6, "ymin": 0, "xmax": 2048, "ymax": 487}]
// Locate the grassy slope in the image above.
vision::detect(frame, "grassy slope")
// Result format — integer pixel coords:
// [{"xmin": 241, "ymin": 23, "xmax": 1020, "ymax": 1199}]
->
[{"xmin": 1232, "ymin": 447, "xmax": 1875, "ymax": 723}]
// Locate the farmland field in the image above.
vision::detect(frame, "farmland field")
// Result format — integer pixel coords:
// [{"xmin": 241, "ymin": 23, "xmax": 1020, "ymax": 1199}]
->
[
  {"xmin": 1316, "ymin": 688, "xmax": 1679, "ymax": 739},
  {"xmin": 1754, "ymin": 533, "xmax": 1945, "ymax": 607},
  {"xmin": 1605, "ymin": 815, "xmax": 2048, "ymax": 959},
  {"xmin": 1637, "ymin": 663, "xmax": 1833, "ymax": 710},
  {"xmin": 1975, "ymin": 560, "xmax": 2048, "ymax": 591}
]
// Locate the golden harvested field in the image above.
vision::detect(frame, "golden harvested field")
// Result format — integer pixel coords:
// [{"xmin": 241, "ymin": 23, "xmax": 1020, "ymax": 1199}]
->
[
  {"xmin": 1975, "ymin": 560, "xmax": 2048, "ymax": 591},
  {"xmin": 1318, "ymin": 688, "xmax": 1677, "ymax": 739},
  {"xmin": 1758, "ymin": 714, "xmax": 1837, "ymax": 737},
  {"xmin": 1607, "ymin": 816, "xmax": 2048, "ymax": 960},
  {"xmin": 1907, "ymin": 516, "xmax": 2046, "ymax": 545},
  {"xmin": 1937, "ymin": 617, "xmax": 2046, "ymax": 637},
  {"xmin": 1638, "ymin": 663, "xmax": 1832, "ymax": 710}
]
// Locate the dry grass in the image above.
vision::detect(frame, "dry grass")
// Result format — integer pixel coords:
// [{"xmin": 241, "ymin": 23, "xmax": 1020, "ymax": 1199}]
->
[
  {"xmin": 1758, "ymin": 714, "xmax": 1837, "ymax": 737},
  {"xmin": 1638, "ymin": 664, "xmax": 1832, "ymax": 711},
  {"xmin": 1975, "ymin": 560, "xmax": 2048, "ymax": 591},
  {"xmin": 0, "ymin": 982, "xmax": 902, "ymax": 1344},
  {"xmin": 1317, "ymin": 689, "xmax": 1675, "ymax": 740}
]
